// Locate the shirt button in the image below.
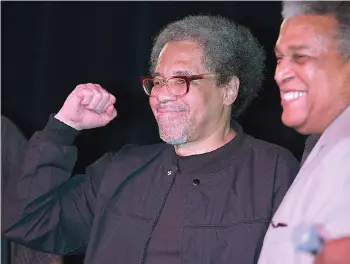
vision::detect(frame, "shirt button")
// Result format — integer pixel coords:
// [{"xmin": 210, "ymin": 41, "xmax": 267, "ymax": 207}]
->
[{"xmin": 192, "ymin": 179, "xmax": 200, "ymax": 186}]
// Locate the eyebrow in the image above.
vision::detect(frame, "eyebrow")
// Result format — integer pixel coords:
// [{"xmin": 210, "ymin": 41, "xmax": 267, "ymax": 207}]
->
[
  {"xmin": 274, "ymin": 44, "xmax": 313, "ymax": 54},
  {"xmin": 154, "ymin": 70, "xmax": 193, "ymax": 77}
]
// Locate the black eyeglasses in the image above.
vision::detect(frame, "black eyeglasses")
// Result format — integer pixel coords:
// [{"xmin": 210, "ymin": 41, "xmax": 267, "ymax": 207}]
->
[{"xmin": 140, "ymin": 73, "xmax": 216, "ymax": 97}]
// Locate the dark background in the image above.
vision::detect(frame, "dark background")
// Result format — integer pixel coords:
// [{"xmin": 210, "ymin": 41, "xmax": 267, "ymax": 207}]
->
[{"xmin": 2, "ymin": 1, "xmax": 305, "ymax": 262}]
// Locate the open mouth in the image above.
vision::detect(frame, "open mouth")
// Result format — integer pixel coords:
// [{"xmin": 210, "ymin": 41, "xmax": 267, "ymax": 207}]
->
[{"xmin": 282, "ymin": 91, "xmax": 307, "ymax": 102}]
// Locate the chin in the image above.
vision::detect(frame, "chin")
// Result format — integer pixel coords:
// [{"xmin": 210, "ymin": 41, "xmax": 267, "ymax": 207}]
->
[
  {"xmin": 159, "ymin": 130, "xmax": 188, "ymax": 145},
  {"xmin": 281, "ymin": 112, "xmax": 309, "ymax": 134},
  {"xmin": 158, "ymin": 122, "xmax": 192, "ymax": 145},
  {"xmin": 282, "ymin": 119, "xmax": 314, "ymax": 135},
  {"xmin": 160, "ymin": 136, "xmax": 187, "ymax": 145}
]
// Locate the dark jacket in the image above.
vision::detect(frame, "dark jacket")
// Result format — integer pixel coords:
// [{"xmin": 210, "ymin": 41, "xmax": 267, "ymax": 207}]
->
[
  {"xmin": 2, "ymin": 117, "xmax": 300, "ymax": 264},
  {"xmin": 1, "ymin": 116, "xmax": 62, "ymax": 264},
  {"xmin": 1, "ymin": 116, "xmax": 27, "ymax": 264}
]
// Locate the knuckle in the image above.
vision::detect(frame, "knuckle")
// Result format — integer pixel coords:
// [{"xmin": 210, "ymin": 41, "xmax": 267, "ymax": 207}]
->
[
  {"xmin": 74, "ymin": 84, "xmax": 86, "ymax": 91},
  {"xmin": 100, "ymin": 89, "xmax": 109, "ymax": 96},
  {"xmin": 103, "ymin": 92, "xmax": 111, "ymax": 100},
  {"xmin": 83, "ymin": 89, "xmax": 94, "ymax": 97},
  {"xmin": 94, "ymin": 84, "xmax": 104, "ymax": 91},
  {"xmin": 95, "ymin": 92, "xmax": 103, "ymax": 98}
]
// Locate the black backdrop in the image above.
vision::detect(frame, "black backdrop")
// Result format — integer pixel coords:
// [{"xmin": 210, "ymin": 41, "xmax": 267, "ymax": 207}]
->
[{"xmin": 2, "ymin": 2, "xmax": 305, "ymax": 260}]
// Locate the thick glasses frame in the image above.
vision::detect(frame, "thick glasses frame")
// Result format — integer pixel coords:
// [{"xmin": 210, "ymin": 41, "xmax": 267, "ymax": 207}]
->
[{"xmin": 140, "ymin": 73, "xmax": 216, "ymax": 96}]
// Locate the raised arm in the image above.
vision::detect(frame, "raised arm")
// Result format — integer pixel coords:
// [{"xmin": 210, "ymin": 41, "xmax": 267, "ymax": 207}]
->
[{"xmin": 2, "ymin": 83, "xmax": 118, "ymax": 255}]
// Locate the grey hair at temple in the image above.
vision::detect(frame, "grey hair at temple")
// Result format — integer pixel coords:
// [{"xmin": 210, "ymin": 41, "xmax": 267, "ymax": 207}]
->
[
  {"xmin": 150, "ymin": 15, "xmax": 266, "ymax": 118},
  {"xmin": 282, "ymin": 1, "xmax": 350, "ymax": 60}
]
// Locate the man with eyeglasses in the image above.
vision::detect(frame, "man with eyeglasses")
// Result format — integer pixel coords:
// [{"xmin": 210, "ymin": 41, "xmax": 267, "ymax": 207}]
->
[{"xmin": 3, "ymin": 15, "xmax": 299, "ymax": 264}]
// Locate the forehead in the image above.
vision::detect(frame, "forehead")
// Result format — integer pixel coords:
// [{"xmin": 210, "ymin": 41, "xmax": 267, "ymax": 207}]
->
[
  {"xmin": 275, "ymin": 14, "xmax": 338, "ymax": 54},
  {"xmin": 155, "ymin": 40, "xmax": 205, "ymax": 74}
]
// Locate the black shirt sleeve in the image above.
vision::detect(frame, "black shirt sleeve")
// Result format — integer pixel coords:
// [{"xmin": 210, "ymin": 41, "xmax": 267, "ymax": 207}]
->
[{"xmin": 2, "ymin": 115, "xmax": 115, "ymax": 255}]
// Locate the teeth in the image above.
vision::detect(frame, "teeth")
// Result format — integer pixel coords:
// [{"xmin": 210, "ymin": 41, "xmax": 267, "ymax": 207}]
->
[{"xmin": 283, "ymin": 91, "xmax": 306, "ymax": 101}]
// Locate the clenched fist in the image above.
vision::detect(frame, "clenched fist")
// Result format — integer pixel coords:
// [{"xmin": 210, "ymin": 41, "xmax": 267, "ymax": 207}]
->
[{"xmin": 55, "ymin": 83, "xmax": 117, "ymax": 130}]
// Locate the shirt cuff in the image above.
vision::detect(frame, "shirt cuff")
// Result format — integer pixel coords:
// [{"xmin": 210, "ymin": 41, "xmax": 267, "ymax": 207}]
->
[{"xmin": 42, "ymin": 114, "xmax": 80, "ymax": 145}]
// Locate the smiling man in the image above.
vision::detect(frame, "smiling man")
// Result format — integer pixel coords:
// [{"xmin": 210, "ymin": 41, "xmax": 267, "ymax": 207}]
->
[
  {"xmin": 258, "ymin": 2, "xmax": 350, "ymax": 264},
  {"xmin": 3, "ymin": 15, "xmax": 299, "ymax": 264}
]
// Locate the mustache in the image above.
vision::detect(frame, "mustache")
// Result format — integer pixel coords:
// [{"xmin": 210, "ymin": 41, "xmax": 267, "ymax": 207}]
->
[{"xmin": 156, "ymin": 104, "xmax": 188, "ymax": 111}]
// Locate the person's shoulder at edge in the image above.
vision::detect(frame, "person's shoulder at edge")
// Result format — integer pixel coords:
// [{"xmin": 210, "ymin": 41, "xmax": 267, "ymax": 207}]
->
[
  {"xmin": 243, "ymin": 132, "xmax": 300, "ymax": 164},
  {"xmin": 1, "ymin": 115, "xmax": 24, "ymax": 136}
]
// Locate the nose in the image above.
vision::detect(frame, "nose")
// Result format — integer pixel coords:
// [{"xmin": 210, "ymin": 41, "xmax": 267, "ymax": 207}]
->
[
  {"xmin": 156, "ymin": 84, "xmax": 177, "ymax": 103},
  {"xmin": 275, "ymin": 58, "xmax": 295, "ymax": 87}
]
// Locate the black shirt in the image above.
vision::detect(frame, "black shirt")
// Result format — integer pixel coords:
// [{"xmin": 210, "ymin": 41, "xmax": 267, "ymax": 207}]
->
[
  {"xmin": 3, "ymin": 117, "xmax": 300, "ymax": 264},
  {"xmin": 146, "ymin": 132, "xmax": 250, "ymax": 264}
]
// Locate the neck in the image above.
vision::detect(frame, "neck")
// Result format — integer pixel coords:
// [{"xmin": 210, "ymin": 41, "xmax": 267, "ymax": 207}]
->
[
  {"xmin": 174, "ymin": 121, "xmax": 236, "ymax": 156},
  {"xmin": 309, "ymin": 103, "xmax": 350, "ymax": 135}
]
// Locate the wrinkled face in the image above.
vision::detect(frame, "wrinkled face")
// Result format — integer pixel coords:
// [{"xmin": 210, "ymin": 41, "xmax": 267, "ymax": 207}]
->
[
  {"xmin": 275, "ymin": 15, "xmax": 350, "ymax": 134},
  {"xmin": 149, "ymin": 40, "xmax": 228, "ymax": 145}
]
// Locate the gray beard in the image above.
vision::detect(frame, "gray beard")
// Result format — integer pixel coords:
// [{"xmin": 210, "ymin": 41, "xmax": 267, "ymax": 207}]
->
[
  {"xmin": 158, "ymin": 126, "xmax": 189, "ymax": 145},
  {"xmin": 160, "ymin": 134, "xmax": 187, "ymax": 145},
  {"xmin": 155, "ymin": 113, "xmax": 193, "ymax": 145},
  {"xmin": 157, "ymin": 121, "xmax": 191, "ymax": 145}
]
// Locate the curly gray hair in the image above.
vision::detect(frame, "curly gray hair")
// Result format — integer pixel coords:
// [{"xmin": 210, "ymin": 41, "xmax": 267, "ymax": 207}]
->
[
  {"xmin": 150, "ymin": 15, "xmax": 266, "ymax": 118},
  {"xmin": 282, "ymin": 1, "xmax": 350, "ymax": 60}
]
